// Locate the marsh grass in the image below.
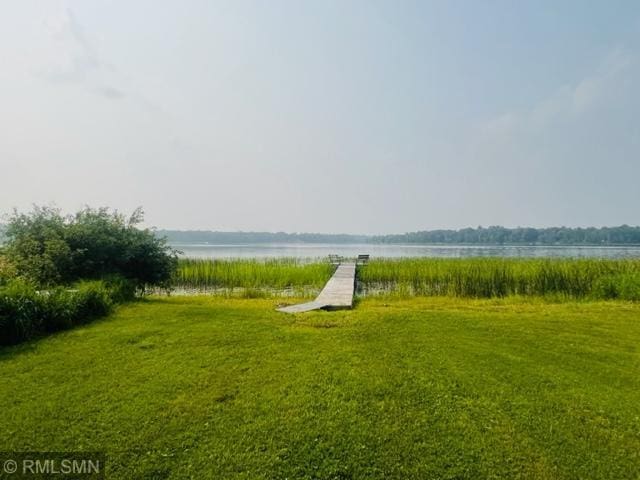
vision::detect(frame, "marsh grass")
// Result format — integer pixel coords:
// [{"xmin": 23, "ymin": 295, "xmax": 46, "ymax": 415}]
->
[
  {"xmin": 174, "ymin": 258, "xmax": 334, "ymax": 293},
  {"xmin": 173, "ymin": 257, "xmax": 640, "ymax": 300},
  {"xmin": 359, "ymin": 258, "xmax": 640, "ymax": 299}
]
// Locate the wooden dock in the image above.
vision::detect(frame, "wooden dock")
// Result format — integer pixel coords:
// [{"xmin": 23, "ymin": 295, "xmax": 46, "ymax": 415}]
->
[{"xmin": 277, "ymin": 262, "xmax": 357, "ymax": 313}]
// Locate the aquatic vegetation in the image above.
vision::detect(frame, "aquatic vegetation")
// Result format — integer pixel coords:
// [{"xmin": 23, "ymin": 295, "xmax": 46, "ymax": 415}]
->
[
  {"xmin": 359, "ymin": 258, "xmax": 640, "ymax": 299},
  {"xmin": 174, "ymin": 257, "xmax": 640, "ymax": 300},
  {"xmin": 174, "ymin": 258, "xmax": 334, "ymax": 291}
]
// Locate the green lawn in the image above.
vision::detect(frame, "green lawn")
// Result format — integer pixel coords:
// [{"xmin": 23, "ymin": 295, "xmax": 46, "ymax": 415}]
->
[{"xmin": 1, "ymin": 297, "xmax": 639, "ymax": 479}]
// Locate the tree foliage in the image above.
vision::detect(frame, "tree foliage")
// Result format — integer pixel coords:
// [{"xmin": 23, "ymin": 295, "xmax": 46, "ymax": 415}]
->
[
  {"xmin": 156, "ymin": 229, "xmax": 368, "ymax": 244},
  {"xmin": 156, "ymin": 225, "xmax": 640, "ymax": 246},
  {"xmin": 4, "ymin": 206, "xmax": 177, "ymax": 288},
  {"xmin": 372, "ymin": 225, "xmax": 640, "ymax": 245}
]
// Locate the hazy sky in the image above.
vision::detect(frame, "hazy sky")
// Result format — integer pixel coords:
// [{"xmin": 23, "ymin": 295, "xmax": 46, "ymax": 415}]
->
[{"xmin": 1, "ymin": 1, "xmax": 639, "ymax": 234}]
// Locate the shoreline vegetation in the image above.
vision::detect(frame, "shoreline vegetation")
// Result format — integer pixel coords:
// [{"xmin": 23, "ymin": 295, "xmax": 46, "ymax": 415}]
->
[
  {"xmin": 2, "ymin": 207, "xmax": 640, "ymax": 477},
  {"xmin": 4, "ymin": 224, "xmax": 640, "ymax": 248},
  {"xmin": 154, "ymin": 224, "xmax": 640, "ymax": 246},
  {"xmin": 169, "ymin": 258, "xmax": 334, "ymax": 298},
  {"xmin": 0, "ymin": 207, "xmax": 177, "ymax": 345},
  {"xmin": 170, "ymin": 258, "xmax": 640, "ymax": 301}
]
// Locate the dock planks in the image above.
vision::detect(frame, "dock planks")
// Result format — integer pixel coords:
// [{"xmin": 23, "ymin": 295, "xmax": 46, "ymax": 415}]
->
[{"xmin": 277, "ymin": 262, "xmax": 356, "ymax": 313}]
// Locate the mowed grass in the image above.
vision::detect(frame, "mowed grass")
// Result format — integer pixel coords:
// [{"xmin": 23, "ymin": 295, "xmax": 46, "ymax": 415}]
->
[{"xmin": 1, "ymin": 297, "xmax": 639, "ymax": 479}]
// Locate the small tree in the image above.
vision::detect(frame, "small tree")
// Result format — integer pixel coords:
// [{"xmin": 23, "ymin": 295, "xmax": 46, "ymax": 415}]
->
[
  {"xmin": 4, "ymin": 206, "xmax": 71, "ymax": 285},
  {"xmin": 5, "ymin": 206, "xmax": 177, "ymax": 290}
]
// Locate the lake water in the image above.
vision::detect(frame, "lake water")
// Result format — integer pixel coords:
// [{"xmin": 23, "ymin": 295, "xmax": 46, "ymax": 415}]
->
[{"xmin": 172, "ymin": 243, "xmax": 640, "ymax": 259}]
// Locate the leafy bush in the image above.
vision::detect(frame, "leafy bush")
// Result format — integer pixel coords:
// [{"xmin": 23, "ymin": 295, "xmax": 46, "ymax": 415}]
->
[
  {"xmin": 0, "ymin": 279, "xmax": 42, "ymax": 344},
  {"xmin": 39, "ymin": 288, "xmax": 76, "ymax": 333},
  {"xmin": 0, "ymin": 205, "xmax": 175, "ymax": 345},
  {"xmin": 0, "ymin": 279, "xmax": 116, "ymax": 345},
  {"xmin": 4, "ymin": 206, "xmax": 177, "ymax": 289},
  {"xmin": 0, "ymin": 255, "xmax": 17, "ymax": 286},
  {"xmin": 102, "ymin": 274, "xmax": 137, "ymax": 303},
  {"xmin": 73, "ymin": 281, "xmax": 114, "ymax": 322}
]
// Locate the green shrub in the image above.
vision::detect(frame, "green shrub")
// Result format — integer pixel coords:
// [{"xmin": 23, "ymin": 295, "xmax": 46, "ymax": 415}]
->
[
  {"xmin": 73, "ymin": 281, "xmax": 114, "ymax": 322},
  {"xmin": 39, "ymin": 288, "xmax": 76, "ymax": 333},
  {"xmin": 0, "ymin": 205, "xmax": 174, "ymax": 346},
  {"xmin": 0, "ymin": 279, "xmax": 41, "ymax": 344},
  {"xmin": 4, "ymin": 206, "xmax": 177, "ymax": 289},
  {"xmin": 0, "ymin": 255, "xmax": 17, "ymax": 287},
  {"xmin": 0, "ymin": 279, "xmax": 115, "ymax": 345},
  {"xmin": 102, "ymin": 275, "xmax": 137, "ymax": 303}
]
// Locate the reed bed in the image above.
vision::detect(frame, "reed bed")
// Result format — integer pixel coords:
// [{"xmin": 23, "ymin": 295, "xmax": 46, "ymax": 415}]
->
[
  {"xmin": 173, "ymin": 257, "xmax": 640, "ymax": 300},
  {"xmin": 174, "ymin": 258, "xmax": 334, "ymax": 292},
  {"xmin": 358, "ymin": 258, "xmax": 640, "ymax": 299}
]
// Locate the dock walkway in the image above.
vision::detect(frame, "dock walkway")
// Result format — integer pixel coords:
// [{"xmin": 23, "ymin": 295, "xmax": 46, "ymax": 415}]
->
[{"xmin": 277, "ymin": 262, "xmax": 356, "ymax": 313}]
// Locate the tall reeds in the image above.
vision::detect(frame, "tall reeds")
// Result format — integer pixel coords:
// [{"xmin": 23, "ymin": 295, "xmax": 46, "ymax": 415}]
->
[
  {"xmin": 174, "ymin": 258, "xmax": 334, "ymax": 291},
  {"xmin": 358, "ymin": 258, "xmax": 640, "ymax": 299},
  {"xmin": 173, "ymin": 257, "xmax": 640, "ymax": 300}
]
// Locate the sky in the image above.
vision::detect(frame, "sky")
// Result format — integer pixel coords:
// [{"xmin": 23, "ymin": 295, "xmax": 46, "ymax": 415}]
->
[{"xmin": 1, "ymin": 0, "xmax": 639, "ymax": 234}]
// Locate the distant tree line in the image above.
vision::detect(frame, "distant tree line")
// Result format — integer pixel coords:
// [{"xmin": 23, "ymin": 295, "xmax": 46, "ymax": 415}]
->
[
  {"xmin": 156, "ymin": 230, "xmax": 369, "ymax": 244},
  {"xmin": 156, "ymin": 225, "xmax": 640, "ymax": 246},
  {"xmin": 371, "ymin": 225, "xmax": 640, "ymax": 245}
]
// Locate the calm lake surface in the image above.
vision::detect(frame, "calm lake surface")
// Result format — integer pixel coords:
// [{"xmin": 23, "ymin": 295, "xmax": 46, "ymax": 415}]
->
[{"xmin": 172, "ymin": 243, "xmax": 640, "ymax": 259}]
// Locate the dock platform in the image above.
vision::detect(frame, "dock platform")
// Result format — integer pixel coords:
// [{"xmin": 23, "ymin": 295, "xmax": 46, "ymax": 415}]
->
[{"xmin": 277, "ymin": 262, "xmax": 357, "ymax": 313}]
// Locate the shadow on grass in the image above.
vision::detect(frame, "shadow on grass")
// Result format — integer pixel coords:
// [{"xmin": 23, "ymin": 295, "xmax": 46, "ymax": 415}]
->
[{"xmin": 0, "ymin": 299, "xmax": 147, "ymax": 360}]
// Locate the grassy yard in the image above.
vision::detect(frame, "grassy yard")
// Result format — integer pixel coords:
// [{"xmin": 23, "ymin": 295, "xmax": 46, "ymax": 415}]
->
[{"xmin": 1, "ymin": 297, "xmax": 639, "ymax": 479}]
